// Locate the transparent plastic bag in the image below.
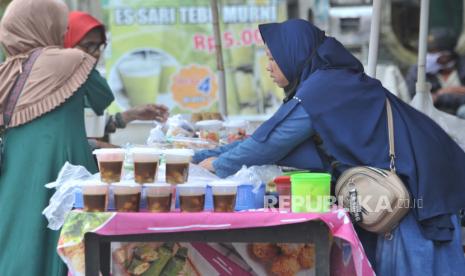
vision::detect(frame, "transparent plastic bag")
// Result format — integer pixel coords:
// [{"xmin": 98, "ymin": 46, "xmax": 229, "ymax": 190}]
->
[
  {"xmin": 42, "ymin": 162, "xmax": 95, "ymax": 230},
  {"xmin": 146, "ymin": 123, "xmax": 167, "ymax": 146},
  {"xmin": 166, "ymin": 114, "xmax": 195, "ymax": 138},
  {"xmin": 227, "ymin": 165, "xmax": 282, "ymax": 192},
  {"xmin": 411, "ymin": 88, "xmax": 465, "ymax": 151}
]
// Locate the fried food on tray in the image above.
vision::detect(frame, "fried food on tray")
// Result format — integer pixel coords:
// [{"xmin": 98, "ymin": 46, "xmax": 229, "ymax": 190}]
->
[
  {"xmin": 270, "ymin": 255, "xmax": 301, "ymax": 276},
  {"xmin": 127, "ymin": 258, "xmax": 150, "ymax": 275},
  {"xmin": 277, "ymin": 243, "xmax": 305, "ymax": 256},
  {"xmin": 250, "ymin": 243, "xmax": 280, "ymax": 261},
  {"xmin": 134, "ymin": 244, "xmax": 159, "ymax": 262},
  {"xmin": 298, "ymin": 244, "xmax": 315, "ymax": 269}
]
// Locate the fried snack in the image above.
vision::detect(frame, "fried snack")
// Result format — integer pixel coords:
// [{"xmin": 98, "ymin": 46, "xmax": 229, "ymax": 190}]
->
[
  {"xmin": 160, "ymin": 247, "xmax": 189, "ymax": 276},
  {"xmin": 142, "ymin": 243, "xmax": 175, "ymax": 276},
  {"xmin": 270, "ymin": 255, "xmax": 301, "ymax": 276},
  {"xmin": 249, "ymin": 243, "xmax": 279, "ymax": 261},
  {"xmin": 127, "ymin": 259, "xmax": 150, "ymax": 275},
  {"xmin": 277, "ymin": 243, "xmax": 305, "ymax": 256},
  {"xmin": 134, "ymin": 244, "xmax": 159, "ymax": 262},
  {"xmin": 298, "ymin": 244, "xmax": 315, "ymax": 269}
]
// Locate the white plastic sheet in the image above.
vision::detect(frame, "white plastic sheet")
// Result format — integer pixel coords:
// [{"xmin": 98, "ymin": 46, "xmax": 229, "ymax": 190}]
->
[{"xmin": 42, "ymin": 162, "xmax": 95, "ymax": 230}]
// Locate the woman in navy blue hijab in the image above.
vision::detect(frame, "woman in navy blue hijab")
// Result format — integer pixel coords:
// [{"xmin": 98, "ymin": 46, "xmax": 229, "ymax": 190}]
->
[{"xmin": 194, "ymin": 19, "xmax": 465, "ymax": 274}]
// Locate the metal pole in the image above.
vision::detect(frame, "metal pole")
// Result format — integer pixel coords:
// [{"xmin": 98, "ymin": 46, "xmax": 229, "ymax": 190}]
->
[
  {"xmin": 367, "ymin": 0, "xmax": 382, "ymax": 78},
  {"xmin": 210, "ymin": 0, "xmax": 228, "ymax": 117},
  {"xmin": 416, "ymin": 0, "xmax": 430, "ymax": 95}
]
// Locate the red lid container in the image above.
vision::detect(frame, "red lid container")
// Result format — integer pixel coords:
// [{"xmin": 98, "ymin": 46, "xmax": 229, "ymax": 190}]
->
[{"xmin": 273, "ymin": 176, "xmax": 291, "ymax": 196}]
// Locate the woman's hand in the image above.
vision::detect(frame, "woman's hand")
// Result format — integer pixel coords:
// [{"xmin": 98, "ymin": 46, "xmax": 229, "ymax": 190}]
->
[
  {"xmin": 199, "ymin": 157, "xmax": 217, "ymax": 172},
  {"xmin": 121, "ymin": 104, "xmax": 169, "ymax": 124}
]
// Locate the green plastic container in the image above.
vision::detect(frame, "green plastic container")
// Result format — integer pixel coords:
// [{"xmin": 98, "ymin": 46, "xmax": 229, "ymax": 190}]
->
[
  {"xmin": 283, "ymin": 170, "xmax": 310, "ymax": 176},
  {"xmin": 290, "ymin": 173, "xmax": 331, "ymax": 213}
]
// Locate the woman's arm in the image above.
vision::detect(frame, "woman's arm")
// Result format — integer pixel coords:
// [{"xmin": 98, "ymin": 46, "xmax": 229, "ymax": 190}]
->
[
  {"xmin": 210, "ymin": 104, "xmax": 314, "ymax": 178},
  {"xmin": 192, "ymin": 140, "xmax": 242, "ymax": 164},
  {"xmin": 84, "ymin": 69, "xmax": 115, "ymax": 115}
]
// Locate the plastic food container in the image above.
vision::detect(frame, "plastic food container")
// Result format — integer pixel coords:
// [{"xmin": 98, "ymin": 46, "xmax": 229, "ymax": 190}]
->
[
  {"xmin": 274, "ymin": 176, "xmax": 292, "ymax": 211},
  {"xmin": 84, "ymin": 108, "xmax": 106, "ymax": 138},
  {"xmin": 196, "ymin": 120, "xmax": 223, "ymax": 143},
  {"xmin": 223, "ymin": 120, "xmax": 247, "ymax": 143},
  {"xmin": 291, "ymin": 173, "xmax": 331, "ymax": 213}
]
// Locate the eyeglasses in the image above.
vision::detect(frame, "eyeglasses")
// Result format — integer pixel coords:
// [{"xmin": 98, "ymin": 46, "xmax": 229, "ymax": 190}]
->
[{"xmin": 77, "ymin": 42, "xmax": 107, "ymax": 55}]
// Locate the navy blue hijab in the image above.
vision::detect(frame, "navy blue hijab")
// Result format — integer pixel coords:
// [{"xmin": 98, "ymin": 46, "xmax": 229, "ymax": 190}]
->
[{"xmin": 259, "ymin": 19, "xmax": 465, "ymax": 241}]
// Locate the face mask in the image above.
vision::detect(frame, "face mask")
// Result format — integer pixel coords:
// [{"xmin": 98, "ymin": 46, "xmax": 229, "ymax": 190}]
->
[{"xmin": 425, "ymin": 51, "xmax": 456, "ymax": 74}]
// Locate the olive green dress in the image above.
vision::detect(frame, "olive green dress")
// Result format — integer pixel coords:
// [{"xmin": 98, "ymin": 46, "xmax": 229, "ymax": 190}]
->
[{"xmin": 0, "ymin": 69, "xmax": 114, "ymax": 276}]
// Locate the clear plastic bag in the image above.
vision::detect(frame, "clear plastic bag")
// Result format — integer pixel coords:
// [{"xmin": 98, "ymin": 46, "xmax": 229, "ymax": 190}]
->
[
  {"xmin": 146, "ymin": 123, "xmax": 166, "ymax": 146},
  {"xmin": 166, "ymin": 114, "xmax": 195, "ymax": 138},
  {"xmin": 227, "ymin": 165, "xmax": 282, "ymax": 192},
  {"xmin": 410, "ymin": 88, "xmax": 465, "ymax": 151},
  {"xmin": 42, "ymin": 162, "xmax": 95, "ymax": 230}
]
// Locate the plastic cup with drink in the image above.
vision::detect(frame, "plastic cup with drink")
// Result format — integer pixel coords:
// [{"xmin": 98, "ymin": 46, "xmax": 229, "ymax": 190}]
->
[
  {"xmin": 163, "ymin": 149, "xmax": 194, "ymax": 184},
  {"xmin": 93, "ymin": 148, "xmax": 126, "ymax": 183},
  {"xmin": 144, "ymin": 183, "xmax": 172, "ymax": 212},
  {"xmin": 210, "ymin": 180, "xmax": 238, "ymax": 212},
  {"xmin": 81, "ymin": 181, "xmax": 109, "ymax": 212},
  {"xmin": 177, "ymin": 183, "xmax": 206, "ymax": 212},
  {"xmin": 112, "ymin": 181, "xmax": 142, "ymax": 212},
  {"xmin": 131, "ymin": 147, "xmax": 161, "ymax": 184}
]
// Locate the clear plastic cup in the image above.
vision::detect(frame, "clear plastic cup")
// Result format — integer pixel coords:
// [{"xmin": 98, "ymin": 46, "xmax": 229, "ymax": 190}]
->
[
  {"xmin": 210, "ymin": 180, "xmax": 238, "ymax": 212},
  {"xmin": 131, "ymin": 148, "xmax": 161, "ymax": 184},
  {"xmin": 112, "ymin": 181, "xmax": 142, "ymax": 212},
  {"xmin": 177, "ymin": 183, "xmax": 206, "ymax": 212},
  {"xmin": 80, "ymin": 181, "xmax": 109, "ymax": 212},
  {"xmin": 196, "ymin": 120, "xmax": 223, "ymax": 143},
  {"xmin": 163, "ymin": 149, "xmax": 194, "ymax": 184},
  {"xmin": 144, "ymin": 183, "xmax": 172, "ymax": 212},
  {"xmin": 93, "ymin": 148, "xmax": 125, "ymax": 183}
]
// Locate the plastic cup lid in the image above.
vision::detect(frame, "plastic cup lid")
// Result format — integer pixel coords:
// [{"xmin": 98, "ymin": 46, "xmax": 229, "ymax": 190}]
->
[
  {"xmin": 163, "ymin": 148, "xmax": 194, "ymax": 157},
  {"xmin": 290, "ymin": 173, "xmax": 331, "ymax": 182},
  {"xmin": 195, "ymin": 120, "xmax": 223, "ymax": 130},
  {"xmin": 144, "ymin": 183, "xmax": 171, "ymax": 196},
  {"xmin": 210, "ymin": 180, "xmax": 239, "ymax": 187},
  {"xmin": 93, "ymin": 148, "xmax": 126, "ymax": 155},
  {"xmin": 223, "ymin": 120, "xmax": 247, "ymax": 129},
  {"xmin": 80, "ymin": 181, "xmax": 108, "ymax": 194},
  {"xmin": 112, "ymin": 181, "xmax": 141, "ymax": 194},
  {"xmin": 177, "ymin": 182, "xmax": 206, "ymax": 196},
  {"xmin": 273, "ymin": 176, "xmax": 291, "ymax": 185},
  {"xmin": 130, "ymin": 147, "xmax": 162, "ymax": 155},
  {"xmin": 210, "ymin": 180, "xmax": 238, "ymax": 195}
]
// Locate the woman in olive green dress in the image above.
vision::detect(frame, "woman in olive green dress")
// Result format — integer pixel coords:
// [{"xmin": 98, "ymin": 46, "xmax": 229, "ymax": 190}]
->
[{"xmin": 0, "ymin": 0, "xmax": 114, "ymax": 275}]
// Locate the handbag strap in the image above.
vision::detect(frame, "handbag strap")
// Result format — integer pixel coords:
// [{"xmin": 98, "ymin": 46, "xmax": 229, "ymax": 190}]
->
[
  {"xmin": 2, "ymin": 48, "xmax": 43, "ymax": 130},
  {"xmin": 385, "ymin": 99, "xmax": 396, "ymax": 172},
  {"xmin": 312, "ymin": 98, "xmax": 397, "ymax": 172}
]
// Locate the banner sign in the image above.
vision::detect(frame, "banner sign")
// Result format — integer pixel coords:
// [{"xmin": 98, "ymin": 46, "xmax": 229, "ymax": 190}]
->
[{"xmin": 106, "ymin": 0, "xmax": 287, "ymax": 115}]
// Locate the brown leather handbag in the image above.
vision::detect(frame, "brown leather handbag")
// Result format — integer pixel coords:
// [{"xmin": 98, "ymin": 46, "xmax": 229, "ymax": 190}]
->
[{"xmin": 335, "ymin": 99, "xmax": 411, "ymax": 234}]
